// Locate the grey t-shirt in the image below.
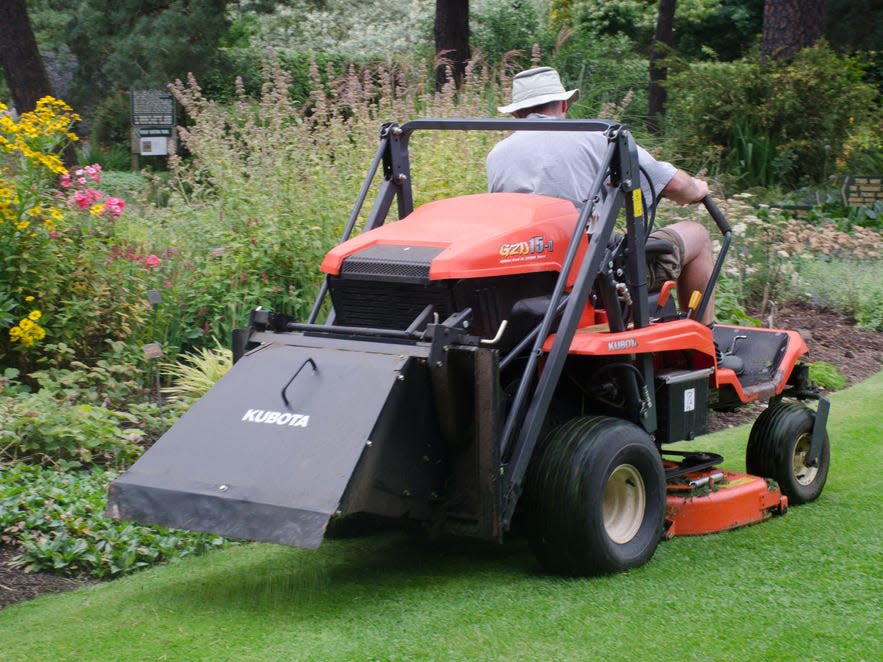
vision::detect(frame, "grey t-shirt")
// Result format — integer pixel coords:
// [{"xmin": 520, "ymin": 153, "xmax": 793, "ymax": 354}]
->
[{"xmin": 486, "ymin": 114, "xmax": 677, "ymax": 212}]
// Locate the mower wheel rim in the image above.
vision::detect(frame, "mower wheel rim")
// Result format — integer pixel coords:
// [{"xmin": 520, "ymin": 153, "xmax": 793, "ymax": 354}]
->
[
  {"xmin": 603, "ymin": 463, "xmax": 646, "ymax": 544},
  {"xmin": 793, "ymin": 433, "xmax": 819, "ymax": 486}
]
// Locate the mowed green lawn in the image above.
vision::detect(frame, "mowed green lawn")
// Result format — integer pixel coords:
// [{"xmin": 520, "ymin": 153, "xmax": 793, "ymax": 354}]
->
[{"xmin": 2, "ymin": 373, "xmax": 881, "ymax": 662}]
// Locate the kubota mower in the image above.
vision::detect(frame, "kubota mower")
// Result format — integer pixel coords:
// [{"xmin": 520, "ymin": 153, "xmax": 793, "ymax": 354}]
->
[{"xmin": 107, "ymin": 119, "xmax": 831, "ymax": 575}]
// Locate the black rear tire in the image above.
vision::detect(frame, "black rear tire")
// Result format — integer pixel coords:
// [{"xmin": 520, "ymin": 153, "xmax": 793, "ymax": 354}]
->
[
  {"xmin": 746, "ymin": 401, "xmax": 830, "ymax": 505},
  {"xmin": 525, "ymin": 416, "xmax": 665, "ymax": 576}
]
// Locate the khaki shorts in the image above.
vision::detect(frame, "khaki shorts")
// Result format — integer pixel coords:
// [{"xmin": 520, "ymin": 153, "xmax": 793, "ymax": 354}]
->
[{"xmin": 646, "ymin": 226, "xmax": 685, "ymax": 292}]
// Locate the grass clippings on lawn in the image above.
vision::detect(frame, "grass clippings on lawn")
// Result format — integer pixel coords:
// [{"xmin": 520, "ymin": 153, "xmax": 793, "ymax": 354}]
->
[{"xmin": 0, "ymin": 373, "xmax": 881, "ymax": 662}]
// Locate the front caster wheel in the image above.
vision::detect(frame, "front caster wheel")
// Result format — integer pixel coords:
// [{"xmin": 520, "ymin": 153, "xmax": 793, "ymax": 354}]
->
[
  {"xmin": 525, "ymin": 416, "xmax": 666, "ymax": 576},
  {"xmin": 746, "ymin": 401, "xmax": 830, "ymax": 505}
]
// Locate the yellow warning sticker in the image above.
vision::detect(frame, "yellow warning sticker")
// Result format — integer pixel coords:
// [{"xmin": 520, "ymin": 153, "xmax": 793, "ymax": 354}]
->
[{"xmin": 633, "ymin": 188, "xmax": 643, "ymax": 217}]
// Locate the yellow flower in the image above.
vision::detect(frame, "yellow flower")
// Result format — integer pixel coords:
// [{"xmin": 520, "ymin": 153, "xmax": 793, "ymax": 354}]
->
[
  {"xmin": 15, "ymin": 220, "xmax": 30, "ymax": 231},
  {"xmin": 90, "ymin": 203, "xmax": 105, "ymax": 217},
  {"xmin": 33, "ymin": 326, "xmax": 46, "ymax": 341},
  {"xmin": 28, "ymin": 309, "xmax": 42, "ymax": 321},
  {"xmin": 25, "ymin": 295, "xmax": 35, "ymax": 302},
  {"xmin": 9, "ymin": 326, "xmax": 22, "ymax": 340},
  {"xmin": 19, "ymin": 318, "xmax": 34, "ymax": 331}
]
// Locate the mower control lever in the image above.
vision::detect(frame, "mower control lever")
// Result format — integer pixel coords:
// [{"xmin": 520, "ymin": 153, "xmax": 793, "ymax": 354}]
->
[{"xmin": 702, "ymin": 195, "xmax": 731, "ymax": 235}]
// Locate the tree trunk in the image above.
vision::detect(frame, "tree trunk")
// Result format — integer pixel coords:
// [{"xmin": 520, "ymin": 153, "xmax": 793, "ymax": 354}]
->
[
  {"xmin": 435, "ymin": 0, "xmax": 470, "ymax": 90},
  {"xmin": 0, "ymin": 0, "xmax": 54, "ymax": 113},
  {"xmin": 761, "ymin": 0, "xmax": 827, "ymax": 61},
  {"xmin": 648, "ymin": 0, "xmax": 677, "ymax": 134}
]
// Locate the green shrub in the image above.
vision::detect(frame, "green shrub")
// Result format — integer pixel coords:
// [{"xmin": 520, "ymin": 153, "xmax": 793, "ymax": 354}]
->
[
  {"xmin": 0, "ymin": 391, "xmax": 142, "ymax": 467},
  {"xmin": 87, "ymin": 91, "xmax": 131, "ymax": 148},
  {"xmin": 808, "ymin": 361, "xmax": 847, "ymax": 391},
  {"xmin": 0, "ymin": 463, "xmax": 229, "ymax": 578},
  {"xmin": 0, "ymin": 355, "xmax": 178, "ymax": 467},
  {"xmin": 76, "ymin": 142, "xmax": 132, "ymax": 172},
  {"xmin": 549, "ymin": 32, "xmax": 650, "ymax": 126},
  {"xmin": 472, "ymin": 0, "xmax": 543, "ymax": 69},
  {"xmin": 712, "ymin": 273, "xmax": 761, "ymax": 327},
  {"xmin": 665, "ymin": 43, "xmax": 880, "ymax": 189}
]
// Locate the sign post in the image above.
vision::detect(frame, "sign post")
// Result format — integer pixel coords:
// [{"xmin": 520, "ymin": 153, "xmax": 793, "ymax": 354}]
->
[{"xmin": 130, "ymin": 89, "xmax": 177, "ymax": 170}]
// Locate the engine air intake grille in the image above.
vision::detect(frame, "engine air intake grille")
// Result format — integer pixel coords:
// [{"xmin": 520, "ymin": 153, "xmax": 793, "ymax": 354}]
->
[{"xmin": 340, "ymin": 245, "xmax": 444, "ymax": 283}]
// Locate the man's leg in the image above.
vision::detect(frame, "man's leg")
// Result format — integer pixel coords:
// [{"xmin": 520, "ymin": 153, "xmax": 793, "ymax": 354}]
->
[{"xmin": 667, "ymin": 221, "xmax": 714, "ymax": 324}]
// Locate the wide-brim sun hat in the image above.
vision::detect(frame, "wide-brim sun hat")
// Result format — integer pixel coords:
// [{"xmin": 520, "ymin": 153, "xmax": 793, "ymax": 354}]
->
[{"xmin": 497, "ymin": 66, "xmax": 580, "ymax": 115}]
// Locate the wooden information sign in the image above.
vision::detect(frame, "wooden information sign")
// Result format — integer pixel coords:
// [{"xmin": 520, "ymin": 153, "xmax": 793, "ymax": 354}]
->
[
  {"xmin": 840, "ymin": 176, "xmax": 883, "ymax": 207},
  {"xmin": 130, "ymin": 90, "xmax": 176, "ymax": 126},
  {"xmin": 129, "ymin": 90, "xmax": 177, "ymax": 166}
]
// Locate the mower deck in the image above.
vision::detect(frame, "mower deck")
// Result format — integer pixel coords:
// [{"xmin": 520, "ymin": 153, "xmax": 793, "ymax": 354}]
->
[{"xmin": 663, "ymin": 462, "xmax": 788, "ymax": 538}]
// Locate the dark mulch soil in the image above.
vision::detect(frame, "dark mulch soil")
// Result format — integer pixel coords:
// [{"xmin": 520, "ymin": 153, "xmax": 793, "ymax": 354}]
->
[
  {"xmin": 0, "ymin": 545, "xmax": 96, "ymax": 610},
  {"xmin": 2, "ymin": 301, "xmax": 881, "ymax": 610}
]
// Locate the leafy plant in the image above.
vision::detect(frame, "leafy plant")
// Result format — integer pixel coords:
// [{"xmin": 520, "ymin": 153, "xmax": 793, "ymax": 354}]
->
[
  {"xmin": 0, "ymin": 355, "xmax": 180, "ymax": 467},
  {"xmin": 161, "ymin": 343, "xmax": 233, "ymax": 403},
  {"xmin": 0, "ymin": 97, "xmax": 77, "ymax": 368},
  {"xmin": 0, "ymin": 463, "xmax": 229, "ymax": 578},
  {"xmin": 712, "ymin": 274, "xmax": 760, "ymax": 327},
  {"xmin": 0, "ymin": 386, "xmax": 142, "ymax": 468},
  {"xmin": 0, "ymin": 97, "xmax": 167, "ymax": 371},
  {"xmin": 808, "ymin": 361, "xmax": 847, "ymax": 391},
  {"xmin": 665, "ymin": 43, "xmax": 880, "ymax": 190}
]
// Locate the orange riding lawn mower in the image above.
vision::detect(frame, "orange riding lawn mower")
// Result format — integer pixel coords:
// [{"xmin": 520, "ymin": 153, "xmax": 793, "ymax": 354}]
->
[{"xmin": 107, "ymin": 119, "xmax": 831, "ymax": 575}]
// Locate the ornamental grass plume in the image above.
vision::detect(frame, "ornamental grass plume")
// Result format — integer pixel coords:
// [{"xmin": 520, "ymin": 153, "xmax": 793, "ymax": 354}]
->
[{"xmin": 143, "ymin": 54, "xmax": 506, "ymax": 349}]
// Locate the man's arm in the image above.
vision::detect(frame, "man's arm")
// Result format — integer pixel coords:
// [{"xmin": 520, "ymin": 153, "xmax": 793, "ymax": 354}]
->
[{"xmin": 661, "ymin": 170, "xmax": 709, "ymax": 205}]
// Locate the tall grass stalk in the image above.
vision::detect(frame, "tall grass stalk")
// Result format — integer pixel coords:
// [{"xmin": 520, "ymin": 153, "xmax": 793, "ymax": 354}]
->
[{"xmin": 121, "ymin": 57, "xmax": 505, "ymax": 356}]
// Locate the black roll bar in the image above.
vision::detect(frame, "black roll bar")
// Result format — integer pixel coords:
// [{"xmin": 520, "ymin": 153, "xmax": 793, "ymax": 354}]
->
[{"xmin": 302, "ymin": 118, "xmax": 731, "ymax": 530}]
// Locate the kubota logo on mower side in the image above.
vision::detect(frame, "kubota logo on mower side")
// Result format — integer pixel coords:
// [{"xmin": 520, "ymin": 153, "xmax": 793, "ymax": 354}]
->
[
  {"xmin": 607, "ymin": 338, "xmax": 638, "ymax": 352},
  {"xmin": 499, "ymin": 235, "xmax": 553, "ymax": 260},
  {"xmin": 241, "ymin": 408, "xmax": 310, "ymax": 428}
]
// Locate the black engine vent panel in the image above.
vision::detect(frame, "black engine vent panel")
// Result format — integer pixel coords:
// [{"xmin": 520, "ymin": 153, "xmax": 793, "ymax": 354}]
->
[{"xmin": 339, "ymin": 245, "xmax": 444, "ymax": 283}]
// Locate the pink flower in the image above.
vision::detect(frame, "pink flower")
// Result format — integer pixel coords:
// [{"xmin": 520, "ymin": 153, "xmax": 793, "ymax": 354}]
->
[
  {"xmin": 72, "ymin": 189, "xmax": 92, "ymax": 209},
  {"xmin": 84, "ymin": 164, "xmax": 101, "ymax": 184},
  {"xmin": 60, "ymin": 173, "xmax": 72, "ymax": 189},
  {"xmin": 70, "ymin": 188, "xmax": 102, "ymax": 210},
  {"xmin": 143, "ymin": 255, "xmax": 161, "ymax": 269},
  {"xmin": 49, "ymin": 231, "xmax": 60, "ymax": 238},
  {"xmin": 104, "ymin": 197, "xmax": 125, "ymax": 218}
]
